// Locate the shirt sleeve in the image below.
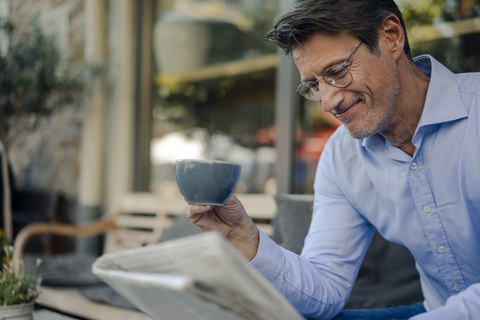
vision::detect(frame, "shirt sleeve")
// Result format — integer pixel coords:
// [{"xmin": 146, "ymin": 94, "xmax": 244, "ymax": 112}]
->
[
  {"xmin": 410, "ymin": 283, "xmax": 480, "ymax": 320},
  {"xmin": 251, "ymin": 135, "xmax": 376, "ymax": 319}
]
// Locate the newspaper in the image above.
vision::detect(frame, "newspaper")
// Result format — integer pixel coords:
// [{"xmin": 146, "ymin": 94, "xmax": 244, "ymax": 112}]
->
[{"xmin": 92, "ymin": 231, "xmax": 304, "ymax": 320}]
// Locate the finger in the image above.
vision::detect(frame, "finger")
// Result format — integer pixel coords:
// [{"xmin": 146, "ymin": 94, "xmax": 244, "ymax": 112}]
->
[
  {"xmin": 186, "ymin": 204, "xmax": 217, "ymax": 227},
  {"xmin": 223, "ymin": 194, "xmax": 238, "ymax": 206},
  {"xmin": 186, "ymin": 204, "xmax": 214, "ymax": 216}
]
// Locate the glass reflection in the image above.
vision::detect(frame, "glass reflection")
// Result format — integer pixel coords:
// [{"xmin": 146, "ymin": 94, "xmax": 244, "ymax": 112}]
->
[{"xmin": 151, "ymin": 0, "xmax": 278, "ymax": 195}]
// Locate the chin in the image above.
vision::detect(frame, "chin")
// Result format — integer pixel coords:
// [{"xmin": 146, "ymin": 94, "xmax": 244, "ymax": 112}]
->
[
  {"xmin": 344, "ymin": 124, "xmax": 378, "ymax": 139},
  {"xmin": 343, "ymin": 109, "xmax": 389, "ymax": 140}
]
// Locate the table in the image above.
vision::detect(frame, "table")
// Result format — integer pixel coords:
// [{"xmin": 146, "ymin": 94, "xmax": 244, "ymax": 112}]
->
[{"xmin": 34, "ymin": 309, "xmax": 82, "ymax": 320}]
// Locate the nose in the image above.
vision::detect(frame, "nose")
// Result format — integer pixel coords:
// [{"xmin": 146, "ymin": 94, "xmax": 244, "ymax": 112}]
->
[{"xmin": 317, "ymin": 81, "xmax": 345, "ymax": 113}]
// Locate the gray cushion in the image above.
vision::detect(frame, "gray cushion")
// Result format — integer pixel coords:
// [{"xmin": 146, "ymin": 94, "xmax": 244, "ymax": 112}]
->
[
  {"xmin": 24, "ymin": 253, "xmax": 103, "ymax": 287},
  {"xmin": 345, "ymin": 231, "xmax": 424, "ymax": 309},
  {"xmin": 24, "ymin": 253, "xmax": 137, "ymax": 310},
  {"xmin": 272, "ymin": 194, "xmax": 314, "ymax": 255},
  {"xmin": 157, "ymin": 214, "xmax": 202, "ymax": 243}
]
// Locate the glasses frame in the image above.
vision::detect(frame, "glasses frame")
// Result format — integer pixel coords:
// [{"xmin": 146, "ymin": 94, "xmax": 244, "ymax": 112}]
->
[{"xmin": 296, "ymin": 41, "xmax": 363, "ymax": 102}]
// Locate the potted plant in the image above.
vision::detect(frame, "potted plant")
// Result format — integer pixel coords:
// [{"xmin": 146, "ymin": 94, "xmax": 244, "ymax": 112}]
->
[{"xmin": 0, "ymin": 241, "xmax": 41, "ymax": 320}]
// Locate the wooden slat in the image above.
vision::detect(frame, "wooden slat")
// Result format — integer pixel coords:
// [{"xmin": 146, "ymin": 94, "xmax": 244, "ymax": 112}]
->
[
  {"xmin": 115, "ymin": 215, "xmax": 167, "ymax": 229},
  {"xmin": 117, "ymin": 193, "xmax": 187, "ymax": 215},
  {"xmin": 33, "ymin": 309, "xmax": 79, "ymax": 320},
  {"xmin": 156, "ymin": 194, "xmax": 188, "ymax": 214},
  {"xmin": 119, "ymin": 193, "xmax": 276, "ymax": 219},
  {"xmin": 256, "ymin": 223, "xmax": 273, "ymax": 237},
  {"xmin": 236, "ymin": 194, "xmax": 277, "ymax": 219},
  {"xmin": 118, "ymin": 193, "xmax": 161, "ymax": 213},
  {"xmin": 104, "ymin": 193, "xmax": 187, "ymax": 253},
  {"xmin": 105, "ymin": 231, "xmax": 149, "ymax": 253}
]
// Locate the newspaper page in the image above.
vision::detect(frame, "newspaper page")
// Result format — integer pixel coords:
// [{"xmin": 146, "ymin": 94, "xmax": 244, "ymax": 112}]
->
[{"xmin": 92, "ymin": 231, "xmax": 304, "ymax": 320}]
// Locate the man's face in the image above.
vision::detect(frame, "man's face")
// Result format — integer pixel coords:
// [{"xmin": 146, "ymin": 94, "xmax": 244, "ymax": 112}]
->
[{"xmin": 292, "ymin": 33, "xmax": 401, "ymax": 139}]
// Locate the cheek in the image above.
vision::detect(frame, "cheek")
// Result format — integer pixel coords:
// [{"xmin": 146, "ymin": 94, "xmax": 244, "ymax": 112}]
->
[
  {"xmin": 378, "ymin": 66, "xmax": 400, "ymax": 105},
  {"xmin": 367, "ymin": 59, "xmax": 399, "ymax": 104}
]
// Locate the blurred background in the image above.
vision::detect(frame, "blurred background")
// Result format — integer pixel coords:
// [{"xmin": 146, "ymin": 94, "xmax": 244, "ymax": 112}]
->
[{"xmin": 1, "ymin": 0, "xmax": 479, "ymax": 254}]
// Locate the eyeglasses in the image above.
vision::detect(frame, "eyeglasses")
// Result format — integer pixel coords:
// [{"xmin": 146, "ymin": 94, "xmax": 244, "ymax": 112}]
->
[{"xmin": 296, "ymin": 41, "xmax": 363, "ymax": 102}]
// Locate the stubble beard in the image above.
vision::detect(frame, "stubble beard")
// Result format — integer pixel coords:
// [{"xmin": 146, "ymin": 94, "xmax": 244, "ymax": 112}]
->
[{"xmin": 342, "ymin": 75, "xmax": 401, "ymax": 140}]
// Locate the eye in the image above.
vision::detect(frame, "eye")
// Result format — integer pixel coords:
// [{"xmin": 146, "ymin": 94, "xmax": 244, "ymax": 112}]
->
[
  {"xmin": 325, "ymin": 65, "xmax": 348, "ymax": 79},
  {"xmin": 307, "ymin": 81, "xmax": 319, "ymax": 91}
]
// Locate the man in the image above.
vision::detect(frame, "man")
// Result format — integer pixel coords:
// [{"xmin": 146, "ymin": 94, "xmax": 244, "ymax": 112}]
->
[{"xmin": 186, "ymin": 0, "xmax": 480, "ymax": 319}]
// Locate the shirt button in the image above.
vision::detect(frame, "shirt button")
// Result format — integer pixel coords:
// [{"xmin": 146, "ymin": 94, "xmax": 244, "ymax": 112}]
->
[
  {"xmin": 453, "ymin": 284, "xmax": 461, "ymax": 291},
  {"xmin": 438, "ymin": 246, "xmax": 445, "ymax": 253},
  {"xmin": 424, "ymin": 205, "xmax": 431, "ymax": 213},
  {"xmin": 410, "ymin": 163, "xmax": 418, "ymax": 170}
]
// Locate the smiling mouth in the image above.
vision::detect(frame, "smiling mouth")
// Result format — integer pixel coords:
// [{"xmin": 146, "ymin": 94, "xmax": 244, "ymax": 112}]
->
[{"xmin": 333, "ymin": 99, "xmax": 362, "ymax": 121}]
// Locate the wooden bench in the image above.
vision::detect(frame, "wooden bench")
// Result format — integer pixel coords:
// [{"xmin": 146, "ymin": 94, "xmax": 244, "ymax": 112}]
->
[{"xmin": 14, "ymin": 192, "xmax": 277, "ymax": 320}]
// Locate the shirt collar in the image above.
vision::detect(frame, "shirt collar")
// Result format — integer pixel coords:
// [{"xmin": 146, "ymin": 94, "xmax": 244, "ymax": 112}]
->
[
  {"xmin": 363, "ymin": 55, "xmax": 468, "ymax": 155},
  {"xmin": 414, "ymin": 54, "xmax": 467, "ymax": 128}
]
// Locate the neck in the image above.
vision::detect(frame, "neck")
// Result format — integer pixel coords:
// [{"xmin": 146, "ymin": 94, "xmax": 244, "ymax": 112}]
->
[{"xmin": 379, "ymin": 56, "xmax": 430, "ymax": 157}]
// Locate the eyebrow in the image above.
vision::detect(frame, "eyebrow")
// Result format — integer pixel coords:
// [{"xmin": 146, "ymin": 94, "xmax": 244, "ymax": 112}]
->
[{"xmin": 300, "ymin": 57, "xmax": 346, "ymax": 83}]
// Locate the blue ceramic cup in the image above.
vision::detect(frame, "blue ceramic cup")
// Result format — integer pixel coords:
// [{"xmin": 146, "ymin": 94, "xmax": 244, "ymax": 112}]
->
[{"xmin": 175, "ymin": 159, "xmax": 241, "ymax": 205}]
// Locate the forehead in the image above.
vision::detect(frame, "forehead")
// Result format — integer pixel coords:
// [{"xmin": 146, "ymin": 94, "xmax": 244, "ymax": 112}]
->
[{"xmin": 292, "ymin": 33, "xmax": 358, "ymax": 78}]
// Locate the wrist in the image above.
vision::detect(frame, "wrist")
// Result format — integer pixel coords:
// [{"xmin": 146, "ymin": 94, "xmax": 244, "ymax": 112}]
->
[{"xmin": 227, "ymin": 219, "xmax": 259, "ymax": 261}]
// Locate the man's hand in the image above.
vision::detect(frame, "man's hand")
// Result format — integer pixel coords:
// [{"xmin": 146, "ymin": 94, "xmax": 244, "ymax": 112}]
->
[{"xmin": 186, "ymin": 194, "xmax": 259, "ymax": 261}]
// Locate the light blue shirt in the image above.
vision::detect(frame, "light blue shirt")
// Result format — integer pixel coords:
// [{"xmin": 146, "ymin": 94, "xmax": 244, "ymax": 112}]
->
[{"xmin": 251, "ymin": 55, "xmax": 480, "ymax": 320}]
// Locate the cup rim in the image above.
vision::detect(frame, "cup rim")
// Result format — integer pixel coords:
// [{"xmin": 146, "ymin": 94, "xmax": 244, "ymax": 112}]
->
[{"xmin": 175, "ymin": 159, "xmax": 240, "ymax": 166}]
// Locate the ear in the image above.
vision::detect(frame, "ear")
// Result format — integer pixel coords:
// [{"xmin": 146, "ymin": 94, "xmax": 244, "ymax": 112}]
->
[{"xmin": 379, "ymin": 13, "xmax": 405, "ymax": 61}]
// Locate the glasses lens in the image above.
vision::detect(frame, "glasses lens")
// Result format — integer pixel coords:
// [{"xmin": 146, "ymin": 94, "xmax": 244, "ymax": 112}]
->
[
  {"xmin": 324, "ymin": 65, "xmax": 352, "ymax": 87},
  {"xmin": 298, "ymin": 82, "xmax": 321, "ymax": 101}
]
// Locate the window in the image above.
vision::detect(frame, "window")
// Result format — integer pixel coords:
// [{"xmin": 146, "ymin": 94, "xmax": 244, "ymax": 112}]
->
[
  {"xmin": 146, "ymin": 0, "xmax": 480, "ymax": 196},
  {"xmin": 150, "ymin": 0, "xmax": 279, "ymax": 195}
]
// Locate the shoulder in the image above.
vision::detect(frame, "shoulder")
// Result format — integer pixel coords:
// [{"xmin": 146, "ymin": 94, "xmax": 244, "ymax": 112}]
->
[
  {"xmin": 455, "ymin": 72, "xmax": 480, "ymax": 114},
  {"xmin": 456, "ymin": 72, "xmax": 480, "ymax": 95}
]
